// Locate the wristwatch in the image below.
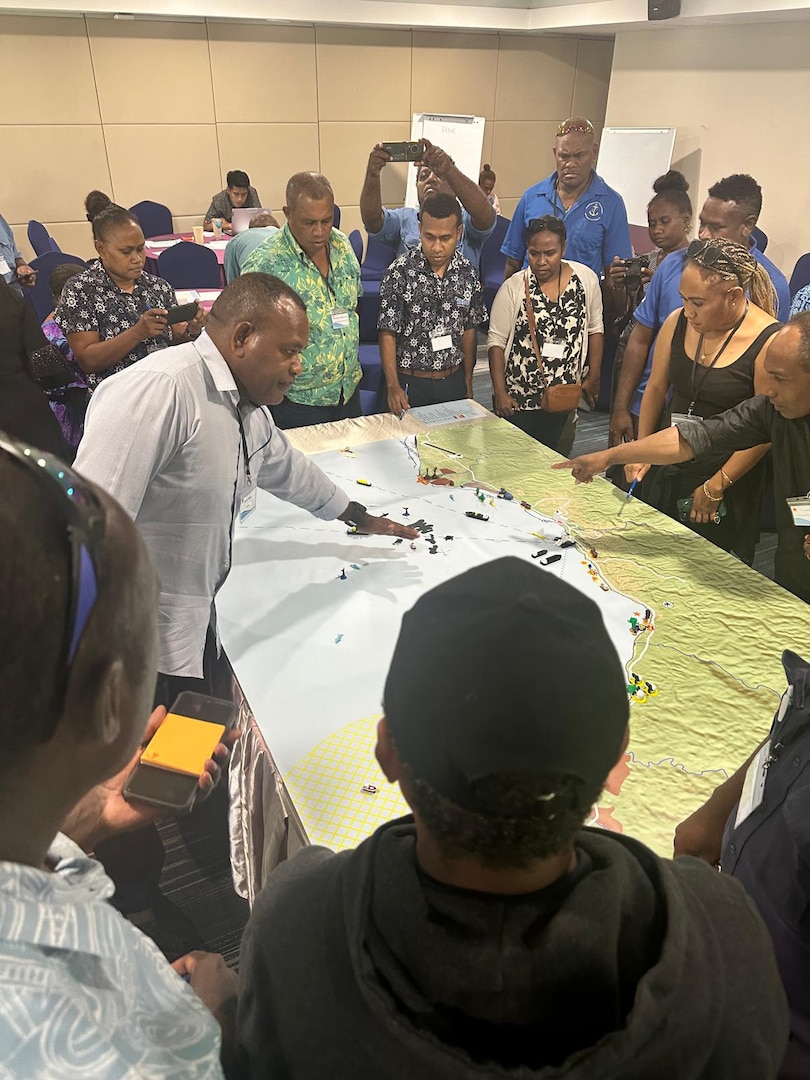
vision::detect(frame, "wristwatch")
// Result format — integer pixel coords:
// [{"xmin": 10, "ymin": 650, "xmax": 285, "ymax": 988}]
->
[{"xmin": 343, "ymin": 501, "xmax": 367, "ymax": 527}]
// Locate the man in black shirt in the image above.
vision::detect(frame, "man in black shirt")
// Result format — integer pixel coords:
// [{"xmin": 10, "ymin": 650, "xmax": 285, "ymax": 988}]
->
[
  {"xmin": 555, "ymin": 313, "xmax": 810, "ymax": 602},
  {"xmin": 236, "ymin": 558, "xmax": 787, "ymax": 1079}
]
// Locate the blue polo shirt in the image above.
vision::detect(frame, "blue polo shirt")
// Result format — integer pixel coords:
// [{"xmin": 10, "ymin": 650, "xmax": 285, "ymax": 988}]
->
[
  {"xmin": 370, "ymin": 206, "xmax": 495, "ymax": 276},
  {"xmin": 500, "ymin": 171, "xmax": 631, "ymax": 277},
  {"xmin": 630, "ymin": 239, "xmax": 792, "ymax": 414},
  {"xmin": 0, "ymin": 214, "xmax": 22, "ymax": 285}
]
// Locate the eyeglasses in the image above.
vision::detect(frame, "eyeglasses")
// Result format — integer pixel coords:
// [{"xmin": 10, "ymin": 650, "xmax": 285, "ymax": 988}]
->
[
  {"xmin": 687, "ymin": 238, "xmax": 744, "ymax": 286},
  {"xmin": 0, "ymin": 433, "xmax": 106, "ymax": 729}
]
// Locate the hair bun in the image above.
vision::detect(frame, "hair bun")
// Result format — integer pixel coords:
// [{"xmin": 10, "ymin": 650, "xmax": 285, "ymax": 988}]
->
[
  {"xmin": 483, "ymin": 163, "xmax": 492, "ymax": 171},
  {"xmin": 653, "ymin": 169, "xmax": 689, "ymax": 194}
]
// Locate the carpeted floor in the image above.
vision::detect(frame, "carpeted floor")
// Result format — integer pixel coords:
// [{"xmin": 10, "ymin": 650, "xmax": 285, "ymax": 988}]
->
[{"xmin": 148, "ymin": 369, "xmax": 776, "ymax": 972}]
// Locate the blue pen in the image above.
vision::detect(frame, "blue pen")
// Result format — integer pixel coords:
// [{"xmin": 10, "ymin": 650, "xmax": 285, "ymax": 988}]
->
[
  {"xmin": 400, "ymin": 381, "xmax": 409, "ymax": 421},
  {"xmin": 625, "ymin": 478, "xmax": 639, "ymax": 501}
]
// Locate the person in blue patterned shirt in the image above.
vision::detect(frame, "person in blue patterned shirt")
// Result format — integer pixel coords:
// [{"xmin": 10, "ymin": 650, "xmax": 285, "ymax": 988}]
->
[
  {"xmin": 378, "ymin": 192, "xmax": 486, "ymax": 414},
  {"xmin": 0, "ymin": 437, "xmax": 237, "ymax": 1078},
  {"xmin": 791, "ymin": 285, "xmax": 810, "ymax": 318}
]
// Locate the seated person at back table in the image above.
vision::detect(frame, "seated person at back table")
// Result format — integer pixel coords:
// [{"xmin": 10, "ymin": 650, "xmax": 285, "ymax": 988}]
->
[
  {"xmin": 361, "ymin": 138, "xmax": 495, "ymax": 275},
  {"xmin": 205, "ymin": 169, "xmax": 262, "ymax": 231},
  {"xmin": 56, "ymin": 205, "xmax": 206, "ymax": 389},
  {"xmin": 377, "ymin": 192, "xmax": 486, "ymax": 415},
  {"xmin": 224, "ymin": 211, "xmax": 279, "ymax": 283},
  {"xmin": 236, "ymin": 558, "xmax": 788, "ymax": 1079},
  {"xmin": 0, "ymin": 436, "xmax": 239, "ymax": 1077},
  {"xmin": 0, "ymin": 211, "xmax": 35, "ymax": 291}
]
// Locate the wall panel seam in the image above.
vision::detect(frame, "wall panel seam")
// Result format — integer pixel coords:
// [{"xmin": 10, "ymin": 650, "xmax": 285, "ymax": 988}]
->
[
  {"xmin": 205, "ymin": 19, "xmax": 223, "ymax": 184},
  {"xmin": 314, "ymin": 24, "xmax": 323, "ymax": 175},
  {"xmin": 82, "ymin": 15, "xmax": 114, "ymax": 206}
]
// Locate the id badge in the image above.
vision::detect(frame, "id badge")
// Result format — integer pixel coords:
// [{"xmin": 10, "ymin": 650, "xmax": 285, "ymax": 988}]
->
[
  {"xmin": 330, "ymin": 307, "xmax": 350, "ymax": 330},
  {"xmin": 431, "ymin": 329, "xmax": 453, "ymax": 353},
  {"xmin": 787, "ymin": 497, "xmax": 810, "ymax": 527},
  {"xmin": 239, "ymin": 485, "xmax": 257, "ymax": 523},
  {"xmin": 542, "ymin": 340, "xmax": 566, "ymax": 361},
  {"xmin": 670, "ymin": 412, "xmax": 701, "ymax": 428},
  {"xmin": 0, "ymin": 257, "xmax": 9, "ymax": 276},
  {"xmin": 734, "ymin": 739, "xmax": 770, "ymax": 828}
]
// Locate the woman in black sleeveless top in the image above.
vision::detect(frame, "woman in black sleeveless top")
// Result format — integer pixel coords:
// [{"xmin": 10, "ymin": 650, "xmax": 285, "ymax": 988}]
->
[{"xmin": 628, "ymin": 239, "xmax": 779, "ymax": 563}]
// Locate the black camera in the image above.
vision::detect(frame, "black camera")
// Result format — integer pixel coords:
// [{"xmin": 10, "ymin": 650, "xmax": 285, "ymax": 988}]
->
[
  {"xmin": 381, "ymin": 140, "xmax": 425, "ymax": 162},
  {"xmin": 621, "ymin": 254, "xmax": 650, "ymax": 293}
]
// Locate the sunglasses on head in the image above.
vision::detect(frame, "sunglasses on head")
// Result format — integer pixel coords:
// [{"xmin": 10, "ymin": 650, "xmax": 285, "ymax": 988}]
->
[
  {"xmin": 0, "ymin": 433, "xmax": 106, "ymax": 731},
  {"xmin": 556, "ymin": 120, "xmax": 594, "ymax": 137},
  {"xmin": 687, "ymin": 239, "xmax": 744, "ymax": 287}
]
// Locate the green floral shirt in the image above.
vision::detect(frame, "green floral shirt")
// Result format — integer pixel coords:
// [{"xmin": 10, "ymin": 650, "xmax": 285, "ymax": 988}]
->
[{"xmin": 242, "ymin": 224, "xmax": 362, "ymax": 406}]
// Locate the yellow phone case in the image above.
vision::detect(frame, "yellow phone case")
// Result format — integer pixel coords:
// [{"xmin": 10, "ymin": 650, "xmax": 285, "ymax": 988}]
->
[{"xmin": 140, "ymin": 713, "xmax": 226, "ymax": 777}]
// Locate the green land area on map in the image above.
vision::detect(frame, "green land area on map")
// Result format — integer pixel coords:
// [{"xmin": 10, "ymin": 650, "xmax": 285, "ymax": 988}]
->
[{"xmin": 417, "ymin": 417, "xmax": 810, "ymax": 854}]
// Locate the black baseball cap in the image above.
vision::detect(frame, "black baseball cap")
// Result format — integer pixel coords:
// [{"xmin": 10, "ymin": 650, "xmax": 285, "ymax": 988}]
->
[{"xmin": 383, "ymin": 557, "xmax": 628, "ymax": 814}]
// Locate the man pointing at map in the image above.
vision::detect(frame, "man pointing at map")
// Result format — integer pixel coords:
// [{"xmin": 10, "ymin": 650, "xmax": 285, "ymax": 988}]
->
[
  {"xmin": 554, "ymin": 313, "xmax": 810, "ymax": 603},
  {"xmin": 76, "ymin": 273, "xmax": 417, "ymax": 695}
]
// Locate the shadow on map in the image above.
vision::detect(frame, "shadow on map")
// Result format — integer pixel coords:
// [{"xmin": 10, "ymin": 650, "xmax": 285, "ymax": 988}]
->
[{"xmin": 221, "ymin": 541, "xmax": 425, "ymax": 667}]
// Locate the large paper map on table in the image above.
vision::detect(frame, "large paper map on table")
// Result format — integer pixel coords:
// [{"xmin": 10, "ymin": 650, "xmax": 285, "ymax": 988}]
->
[{"xmin": 217, "ymin": 417, "xmax": 810, "ymax": 856}]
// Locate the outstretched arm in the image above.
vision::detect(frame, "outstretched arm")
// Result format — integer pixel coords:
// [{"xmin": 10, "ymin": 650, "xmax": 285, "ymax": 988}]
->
[
  {"xmin": 421, "ymin": 140, "xmax": 495, "ymax": 232},
  {"xmin": 360, "ymin": 145, "xmax": 392, "ymax": 234},
  {"xmin": 552, "ymin": 425, "xmax": 695, "ymax": 484}
]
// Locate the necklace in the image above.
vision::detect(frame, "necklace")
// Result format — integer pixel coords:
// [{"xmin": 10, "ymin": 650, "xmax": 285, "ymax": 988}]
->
[{"xmin": 688, "ymin": 301, "xmax": 749, "ymax": 416}]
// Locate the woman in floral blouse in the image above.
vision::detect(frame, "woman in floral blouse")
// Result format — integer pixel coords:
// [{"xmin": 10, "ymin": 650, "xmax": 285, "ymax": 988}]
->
[
  {"xmin": 487, "ymin": 215, "xmax": 604, "ymax": 451},
  {"xmin": 56, "ymin": 206, "xmax": 206, "ymax": 389}
]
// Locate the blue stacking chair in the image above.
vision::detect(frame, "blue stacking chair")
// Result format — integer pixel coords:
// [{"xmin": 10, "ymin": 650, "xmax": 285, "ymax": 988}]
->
[
  {"xmin": 157, "ymin": 242, "xmax": 221, "ymax": 290},
  {"xmin": 348, "ymin": 230, "xmax": 364, "ymax": 263},
  {"xmin": 751, "ymin": 226, "xmax": 768, "ymax": 253},
  {"xmin": 25, "ymin": 251, "xmax": 87, "ymax": 322},
  {"xmin": 28, "ymin": 219, "xmax": 56, "ymax": 257},
  {"xmin": 333, "ymin": 205, "xmax": 342, "ymax": 230},
  {"xmin": 358, "ymin": 282, "xmax": 382, "ymax": 343},
  {"xmin": 129, "ymin": 200, "xmax": 173, "ymax": 238},
  {"xmin": 358, "ymin": 343, "xmax": 384, "ymax": 416},
  {"xmin": 360, "ymin": 234, "xmax": 396, "ymax": 282},
  {"xmin": 789, "ymin": 254, "xmax": 810, "ymax": 301}
]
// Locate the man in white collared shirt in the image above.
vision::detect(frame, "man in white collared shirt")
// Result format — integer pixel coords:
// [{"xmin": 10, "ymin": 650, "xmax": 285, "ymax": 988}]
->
[{"xmin": 75, "ymin": 272, "xmax": 415, "ymax": 692}]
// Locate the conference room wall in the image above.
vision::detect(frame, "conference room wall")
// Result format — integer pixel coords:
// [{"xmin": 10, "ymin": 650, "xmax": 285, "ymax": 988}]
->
[
  {"xmin": 0, "ymin": 14, "xmax": 613, "ymax": 261},
  {"xmin": 605, "ymin": 21, "xmax": 810, "ymax": 279}
]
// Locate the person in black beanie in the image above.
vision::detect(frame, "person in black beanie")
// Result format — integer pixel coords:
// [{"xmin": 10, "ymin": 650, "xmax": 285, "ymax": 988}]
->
[{"xmin": 235, "ymin": 558, "xmax": 788, "ymax": 1079}]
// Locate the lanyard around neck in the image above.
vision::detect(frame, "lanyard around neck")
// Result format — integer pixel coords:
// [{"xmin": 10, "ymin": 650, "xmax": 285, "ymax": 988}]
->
[
  {"xmin": 234, "ymin": 402, "xmax": 252, "ymax": 483},
  {"xmin": 689, "ymin": 302, "xmax": 749, "ymax": 414}
]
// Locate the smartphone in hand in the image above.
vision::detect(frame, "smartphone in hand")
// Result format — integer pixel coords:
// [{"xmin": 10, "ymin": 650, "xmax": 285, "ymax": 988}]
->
[
  {"xmin": 166, "ymin": 301, "xmax": 200, "ymax": 325},
  {"xmin": 123, "ymin": 693, "xmax": 237, "ymax": 813}
]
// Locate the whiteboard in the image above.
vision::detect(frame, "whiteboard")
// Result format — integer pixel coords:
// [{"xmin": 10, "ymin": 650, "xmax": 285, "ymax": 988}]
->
[
  {"xmin": 597, "ymin": 127, "xmax": 676, "ymax": 227},
  {"xmin": 405, "ymin": 113, "xmax": 486, "ymax": 209}
]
